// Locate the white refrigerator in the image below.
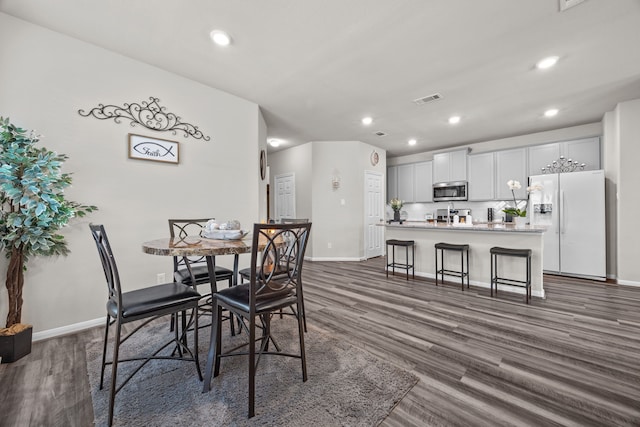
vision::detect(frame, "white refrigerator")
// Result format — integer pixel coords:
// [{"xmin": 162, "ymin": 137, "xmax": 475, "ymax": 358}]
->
[{"xmin": 528, "ymin": 169, "xmax": 606, "ymax": 279}]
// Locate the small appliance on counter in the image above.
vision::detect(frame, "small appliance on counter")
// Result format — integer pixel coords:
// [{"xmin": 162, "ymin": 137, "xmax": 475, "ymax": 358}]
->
[{"xmin": 436, "ymin": 208, "xmax": 472, "ymax": 223}]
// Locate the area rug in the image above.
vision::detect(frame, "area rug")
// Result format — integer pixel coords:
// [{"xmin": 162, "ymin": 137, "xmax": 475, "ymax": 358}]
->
[{"xmin": 86, "ymin": 316, "xmax": 418, "ymax": 426}]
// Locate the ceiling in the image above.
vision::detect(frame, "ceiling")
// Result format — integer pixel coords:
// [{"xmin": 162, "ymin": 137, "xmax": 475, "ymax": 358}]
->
[{"xmin": 1, "ymin": 0, "xmax": 640, "ymax": 157}]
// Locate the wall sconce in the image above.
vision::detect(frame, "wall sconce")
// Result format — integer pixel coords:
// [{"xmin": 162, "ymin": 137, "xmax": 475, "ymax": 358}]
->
[
  {"xmin": 332, "ymin": 175, "xmax": 341, "ymax": 190},
  {"xmin": 332, "ymin": 169, "xmax": 341, "ymax": 190}
]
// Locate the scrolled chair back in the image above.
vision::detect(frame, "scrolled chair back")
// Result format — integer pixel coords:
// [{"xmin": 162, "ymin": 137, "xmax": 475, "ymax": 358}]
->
[
  {"xmin": 89, "ymin": 224, "xmax": 123, "ymax": 311},
  {"xmin": 249, "ymin": 222, "xmax": 311, "ymax": 304}
]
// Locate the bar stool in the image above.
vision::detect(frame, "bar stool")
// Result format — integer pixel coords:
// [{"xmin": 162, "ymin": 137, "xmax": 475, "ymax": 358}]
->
[
  {"xmin": 434, "ymin": 242, "xmax": 470, "ymax": 290},
  {"xmin": 490, "ymin": 246, "xmax": 532, "ymax": 304},
  {"xmin": 386, "ymin": 239, "xmax": 415, "ymax": 280}
]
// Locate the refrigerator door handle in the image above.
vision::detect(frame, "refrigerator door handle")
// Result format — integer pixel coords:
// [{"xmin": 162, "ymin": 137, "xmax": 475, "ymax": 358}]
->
[{"xmin": 560, "ymin": 189, "xmax": 566, "ymax": 234}]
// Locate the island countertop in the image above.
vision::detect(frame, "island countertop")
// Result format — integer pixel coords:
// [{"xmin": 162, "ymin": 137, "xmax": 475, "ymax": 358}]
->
[{"xmin": 380, "ymin": 221, "xmax": 546, "ymax": 233}]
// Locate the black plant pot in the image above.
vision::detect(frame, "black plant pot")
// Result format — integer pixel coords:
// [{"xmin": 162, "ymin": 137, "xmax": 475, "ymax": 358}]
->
[
  {"xmin": 393, "ymin": 211, "xmax": 401, "ymax": 221},
  {"xmin": 0, "ymin": 326, "xmax": 33, "ymax": 363}
]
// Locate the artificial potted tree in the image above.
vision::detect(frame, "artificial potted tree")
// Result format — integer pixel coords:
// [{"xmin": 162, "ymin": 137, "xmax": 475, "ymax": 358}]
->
[{"xmin": 0, "ymin": 117, "xmax": 96, "ymax": 363}]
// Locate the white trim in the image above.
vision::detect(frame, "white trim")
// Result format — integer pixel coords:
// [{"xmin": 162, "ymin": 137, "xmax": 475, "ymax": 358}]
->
[
  {"xmin": 274, "ymin": 172, "xmax": 296, "ymax": 221},
  {"xmin": 617, "ymin": 279, "xmax": 640, "ymax": 287},
  {"xmin": 33, "ymin": 317, "xmax": 104, "ymax": 342},
  {"xmin": 307, "ymin": 257, "xmax": 364, "ymax": 262},
  {"xmin": 364, "ymin": 170, "xmax": 385, "ymax": 260}
]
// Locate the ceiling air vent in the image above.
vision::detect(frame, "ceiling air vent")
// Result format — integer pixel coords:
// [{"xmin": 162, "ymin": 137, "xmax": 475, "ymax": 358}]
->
[
  {"xmin": 374, "ymin": 131, "xmax": 387, "ymax": 137},
  {"xmin": 413, "ymin": 93, "xmax": 442, "ymax": 105}
]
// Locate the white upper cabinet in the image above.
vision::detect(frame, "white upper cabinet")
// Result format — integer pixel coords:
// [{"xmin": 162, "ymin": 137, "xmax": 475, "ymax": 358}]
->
[
  {"xmin": 387, "ymin": 166, "xmax": 398, "ymax": 201},
  {"xmin": 495, "ymin": 148, "xmax": 527, "ymax": 200},
  {"xmin": 433, "ymin": 153, "xmax": 449, "ymax": 184},
  {"xmin": 397, "ymin": 164, "xmax": 415, "ymax": 203},
  {"xmin": 414, "ymin": 161, "xmax": 433, "ymax": 202},
  {"xmin": 528, "ymin": 137, "xmax": 600, "ymax": 175},
  {"xmin": 468, "ymin": 152, "xmax": 495, "ymax": 200},
  {"xmin": 528, "ymin": 143, "xmax": 561, "ymax": 176},
  {"xmin": 433, "ymin": 149, "xmax": 468, "ymax": 183},
  {"xmin": 564, "ymin": 137, "xmax": 601, "ymax": 171}
]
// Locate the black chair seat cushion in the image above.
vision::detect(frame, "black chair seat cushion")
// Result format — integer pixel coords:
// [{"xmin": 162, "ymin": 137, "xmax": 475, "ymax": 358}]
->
[
  {"xmin": 216, "ymin": 283, "xmax": 296, "ymax": 313},
  {"xmin": 386, "ymin": 239, "xmax": 415, "ymax": 246},
  {"xmin": 175, "ymin": 264, "xmax": 233, "ymax": 285},
  {"xmin": 238, "ymin": 265, "xmax": 293, "ymax": 280},
  {"xmin": 108, "ymin": 283, "xmax": 201, "ymax": 319},
  {"xmin": 435, "ymin": 242, "xmax": 469, "ymax": 251},
  {"xmin": 490, "ymin": 246, "xmax": 532, "ymax": 257}
]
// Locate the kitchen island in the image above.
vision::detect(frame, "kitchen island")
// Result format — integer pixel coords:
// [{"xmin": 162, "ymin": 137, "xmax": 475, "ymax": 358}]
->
[{"xmin": 381, "ymin": 221, "xmax": 547, "ymax": 298}]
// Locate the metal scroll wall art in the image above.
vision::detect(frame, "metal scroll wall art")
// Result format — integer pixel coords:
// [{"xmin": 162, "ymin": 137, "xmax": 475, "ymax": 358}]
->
[
  {"xmin": 540, "ymin": 156, "xmax": 586, "ymax": 174},
  {"xmin": 78, "ymin": 96, "xmax": 211, "ymax": 141}
]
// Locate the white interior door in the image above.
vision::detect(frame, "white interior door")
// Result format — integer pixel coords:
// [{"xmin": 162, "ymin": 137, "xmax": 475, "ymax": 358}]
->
[
  {"xmin": 364, "ymin": 171, "xmax": 384, "ymax": 259},
  {"xmin": 274, "ymin": 173, "xmax": 295, "ymax": 221}
]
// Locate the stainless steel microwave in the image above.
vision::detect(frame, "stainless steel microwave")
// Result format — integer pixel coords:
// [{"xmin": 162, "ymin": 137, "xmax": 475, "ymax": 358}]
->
[{"xmin": 433, "ymin": 181, "xmax": 468, "ymax": 202}]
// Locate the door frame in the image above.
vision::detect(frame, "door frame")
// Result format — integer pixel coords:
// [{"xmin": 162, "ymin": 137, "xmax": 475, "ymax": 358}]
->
[
  {"xmin": 364, "ymin": 170, "xmax": 385, "ymax": 259},
  {"xmin": 274, "ymin": 172, "xmax": 296, "ymax": 221}
]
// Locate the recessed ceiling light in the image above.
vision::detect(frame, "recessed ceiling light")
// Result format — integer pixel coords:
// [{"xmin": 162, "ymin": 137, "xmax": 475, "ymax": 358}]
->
[
  {"xmin": 408, "ymin": 139, "xmax": 417, "ymax": 146},
  {"xmin": 536, "ymin": 56, "xmax": 559, "ymax": 70},
  {"xmin": 210, "ymin": 30, "xmax": 232, "ymax": 46},
  {"xmin": 448, "ymin": 116, "xmax": 461, "ymax": 125},
  {"xmin": 268, "ymin": 139, "xmax": 281, "ymax": 147},
  {"xmin": 544, "ymin": 108, "xmax": 559, "ymax": 117},
  {"xmin": 361, "ymin": 117, "xmax": 373, "ymax": 125}
]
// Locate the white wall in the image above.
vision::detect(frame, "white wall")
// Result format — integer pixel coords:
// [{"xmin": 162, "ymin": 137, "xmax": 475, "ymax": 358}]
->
[
  {"xmin": 258, "ymin": 111, "xmax": 268, "ymax": 220},
  {"xmin": 0, "ymin": 13, "xmax": 262, "ymax": 334},
  {"xmin": 268, "ymin": 143, "xmax": 313, "ymax": 210},
  {"xmin": 609, "ymin": 99, "xmax": 640, "ymax": 285},
  {"xmin": 268, "ymin": 141, "xmax": 386, "ymax": 260},
  {"xmin": 602, "ymin": 110, "xmax": 618, "ymax": 279}
]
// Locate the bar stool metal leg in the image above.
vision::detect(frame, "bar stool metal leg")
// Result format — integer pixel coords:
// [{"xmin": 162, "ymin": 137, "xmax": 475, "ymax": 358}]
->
[
  {"xmin": 405, "ymin": 245, "xmax": 409, "ymax": 281},
  {"xmin": 386, "ymin": 245, "xmax": 389, "ymax": 278},
  {"xmin": 460, "ymin": 250, "xmax": 464, "ymax": 290},
  {"xmin": 392, "ymin": 244, "xmax": 396, "ymax": 276}
]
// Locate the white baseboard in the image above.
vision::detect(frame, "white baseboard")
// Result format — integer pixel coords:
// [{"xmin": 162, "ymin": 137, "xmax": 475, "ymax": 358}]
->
[
  {"xmin": 307, "ymin": 257, "xmax": 364, "ymax": 262},
  {"xmin": 617, "ymin": 278, "xmax": 640, "ymax": 287},
  {"xmin": 33, "ymin": 317, "xmax": 104, "ymax": 342}
]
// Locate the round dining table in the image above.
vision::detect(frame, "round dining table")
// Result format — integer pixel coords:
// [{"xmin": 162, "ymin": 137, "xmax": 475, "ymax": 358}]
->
[{"xmin": 142, "ymin": 235, "xmax": 251, "ymax": 289}]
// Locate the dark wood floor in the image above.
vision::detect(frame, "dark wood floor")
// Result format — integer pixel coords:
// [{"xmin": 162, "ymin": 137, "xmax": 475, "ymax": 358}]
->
[{"xmin": 1, "ymin": 257, "xmax": 640, "ymax": 426}]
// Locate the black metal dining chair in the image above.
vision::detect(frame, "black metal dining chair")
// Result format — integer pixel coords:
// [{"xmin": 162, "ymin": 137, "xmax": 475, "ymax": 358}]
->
[
  {"xmin": 169, "ymin": 218, "xmax": 235, "ymax": 290},
  {"xmin": 202, "ymin": 222, "xmax": 312, "ymax": 418},
  {"xmin": 238, "ymin": 218, "xmax": 309, "ymax": 331},
  {"xmin": 89, "ymin": 224, "xmax": 202, "ymax": 427},
  {"xmin": 169, "ymin": 218, "xmax": 236, "ymax": 333}
]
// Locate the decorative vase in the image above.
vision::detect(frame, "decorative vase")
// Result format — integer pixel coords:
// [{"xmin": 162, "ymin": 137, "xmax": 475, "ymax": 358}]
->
[
  {"xmin": 393, "ymin": 210, "xmax": 401, "ymax": 221},
  {"xmin": 0, "ymin": 325, "xmax": 32, "ymax": 363},
  {"xmin": 514, "ymin": 216, "xmax": 527, "ymax": 227}
]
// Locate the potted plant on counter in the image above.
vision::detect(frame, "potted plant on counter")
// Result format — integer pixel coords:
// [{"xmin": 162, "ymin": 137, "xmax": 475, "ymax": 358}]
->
[
  {"xmin": 502, "ymin": 180, "xmax": 543, "ymax": 226},
  {"xmin": 389, "ymin": 198, "xmax": 404, "ymax": 222},
  {"xmin": 0, "ymin": 117, "xmax": 96, "ymax": 363}
]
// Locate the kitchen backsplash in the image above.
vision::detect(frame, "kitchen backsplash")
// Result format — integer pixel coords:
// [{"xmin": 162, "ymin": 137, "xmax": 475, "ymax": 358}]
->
[{"xmin": 386, "ymin": 200, "xmax": 528, "ymax": 222}]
